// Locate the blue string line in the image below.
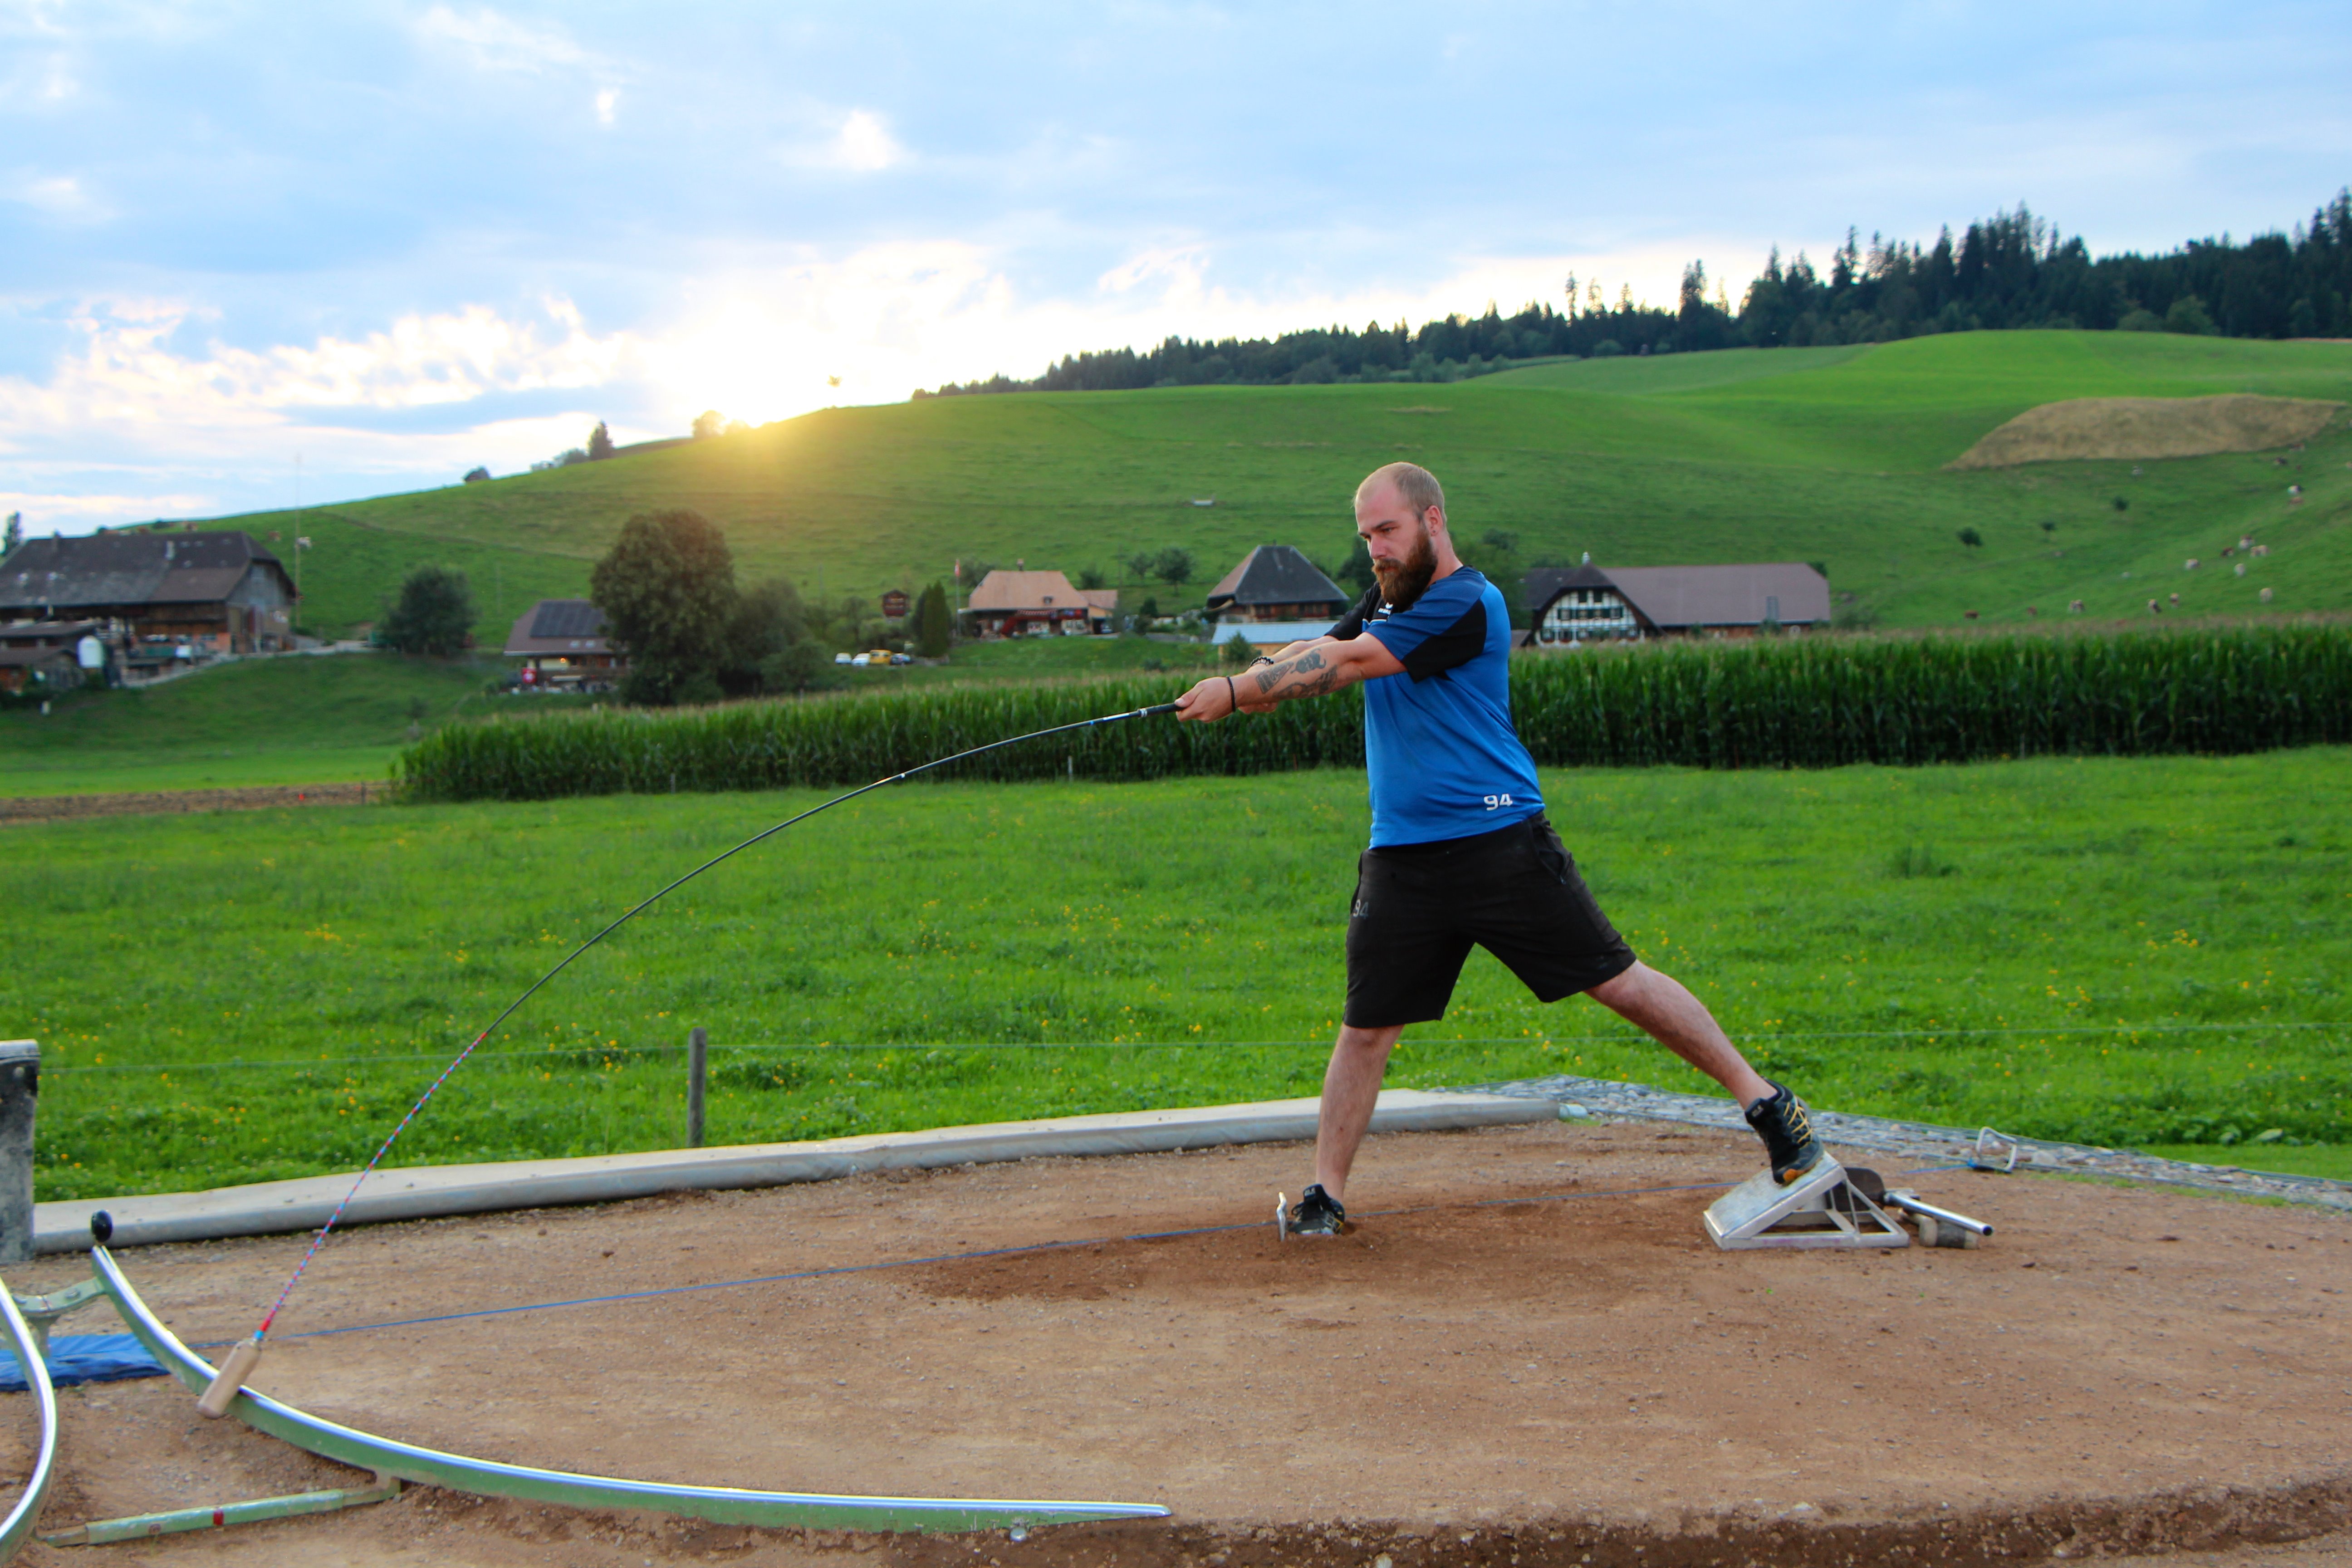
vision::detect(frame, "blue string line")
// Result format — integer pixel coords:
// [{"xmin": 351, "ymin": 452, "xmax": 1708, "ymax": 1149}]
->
[{"xmin": 199, "ymin": 1164, "xmax": 1968, "ymax": 1348}]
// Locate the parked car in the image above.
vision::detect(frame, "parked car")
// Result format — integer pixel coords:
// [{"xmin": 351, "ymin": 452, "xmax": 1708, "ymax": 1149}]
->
[{"xmin": 833, "ymin": 652, "xmax": 853, "ymax": 665}]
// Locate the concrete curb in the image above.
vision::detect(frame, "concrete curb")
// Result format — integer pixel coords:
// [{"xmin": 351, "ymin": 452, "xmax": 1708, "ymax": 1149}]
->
[{"xmin": 36, "ymin": 1088, "xmax": 1554, "ymax": 1253}]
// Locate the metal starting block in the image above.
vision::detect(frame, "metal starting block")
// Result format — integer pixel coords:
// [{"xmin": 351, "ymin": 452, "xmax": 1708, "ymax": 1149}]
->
[{"xmin": 1703, "ymin": 1158, "xmax": 1911, "ymax": 1251}]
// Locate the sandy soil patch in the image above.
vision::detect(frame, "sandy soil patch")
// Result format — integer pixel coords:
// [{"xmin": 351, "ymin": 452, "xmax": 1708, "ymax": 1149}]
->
[
  {"xmin": 0, "ymin": 782, "xmax": 378, "ymax": 823},
  {"xmin": 4, "ymin": 1121, "xmax": 2348, "ymax": 1565},
  {"xmin": 1947, "ymin": 394, "xmax": 2342, "ymax": 469}
]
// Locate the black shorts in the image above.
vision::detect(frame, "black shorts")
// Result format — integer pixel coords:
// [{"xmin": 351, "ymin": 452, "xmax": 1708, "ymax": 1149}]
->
[{"xmin": 1343, "ymin": 815, "xmax": 1637, "ymax": 1029}]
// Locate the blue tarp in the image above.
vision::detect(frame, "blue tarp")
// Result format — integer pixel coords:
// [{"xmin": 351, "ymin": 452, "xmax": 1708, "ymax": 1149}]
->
[{"xmin": 0, "ymin": 1333, "xmax": 167, "ymax": 1391}]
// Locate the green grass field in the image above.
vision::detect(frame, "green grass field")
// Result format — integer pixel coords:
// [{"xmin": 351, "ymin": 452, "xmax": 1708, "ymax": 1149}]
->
[
  {"xmin": 0, "ymin": 639, "xmax": 1233, "ymax": 797},
  {"xmin": 203, "ymin": 331, "xmax": 2352, "ymax": 638},
  {"xmin": 0, "ymin": 653, "xmax": 532, "ymax": 796},
  {"xmin": 10, "ymin": 751, "xmax": 2345, "ymax": 1200}
]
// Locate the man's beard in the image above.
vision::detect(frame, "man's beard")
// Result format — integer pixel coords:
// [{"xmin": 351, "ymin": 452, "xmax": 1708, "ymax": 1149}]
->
[{"xmin": 1373, "ymin": 527, "xmax": 1438, "ymax": 611}]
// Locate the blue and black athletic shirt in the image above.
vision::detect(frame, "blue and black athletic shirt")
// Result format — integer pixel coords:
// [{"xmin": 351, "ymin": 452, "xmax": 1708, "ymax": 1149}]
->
[{"xmin": 1329, "ymin": 567, "xmax": 1544, "ymax": 848}]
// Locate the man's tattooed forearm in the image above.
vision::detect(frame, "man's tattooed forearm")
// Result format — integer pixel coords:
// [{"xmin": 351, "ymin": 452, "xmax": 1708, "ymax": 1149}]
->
[
  {"xmin": 1246, "ymin": 647, "xmax": 1349, "ymax": 702},
  {"xmin": 1253, "ymin": 648, "xmax": 1325, "ymax": 695}
]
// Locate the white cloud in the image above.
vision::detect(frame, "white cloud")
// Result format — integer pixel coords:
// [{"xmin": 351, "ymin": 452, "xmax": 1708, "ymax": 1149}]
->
[
  {"xmin": 416, "ymin": 5, "xmax": 595, "ymax": 74},
  {"xmin": 9, "ymin": 172, "xmax": 103, "ymax": 220},
  {"xmin": 0, "ymin": 296, "xmax": 632, "ymax": 470},
  {"xmin": 595, "ymin": 87, "xmax": 618, "ymax": 126},
  {"xmin": 827, "ymin": 110, "xmax": 906, "ymax": 172},
  {"xmin": 0, "ymin": 489, "xmax": 219, "ymax": 531}
]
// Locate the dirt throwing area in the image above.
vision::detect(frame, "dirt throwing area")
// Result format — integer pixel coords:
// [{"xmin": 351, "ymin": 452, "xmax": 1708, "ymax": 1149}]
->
[{"xmin": 6, "ymin": 1120, "xmax": 2351, "ymax": 1566}]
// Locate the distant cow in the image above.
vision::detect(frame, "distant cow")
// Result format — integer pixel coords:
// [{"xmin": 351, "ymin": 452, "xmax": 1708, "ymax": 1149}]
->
[
  {"xmin": 2185, "ymin": 559, "xmax": 2201, "ymax": 570},
  {"xmin": 2147, "ymin": 599, "xmax": 2161, "ymax": 614},
  {"xmin": 2260, "ymin": 587, "xmax": 2275, "ymax": 603},
  {"xmin": 2170, "ymin": 592, "xmax": 2182, "ymax": 606},
  {"xmin": 2069, "ymin": 599, "xmax": 2085, "ymax": 613},
  {"xmin": 2252, "ymin": 544, "xmax": 2271, "ymax": 557}
]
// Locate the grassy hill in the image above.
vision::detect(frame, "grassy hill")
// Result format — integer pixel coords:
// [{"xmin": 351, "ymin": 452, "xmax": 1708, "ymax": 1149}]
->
[{"xmin": 206, "ymin": 331, "xmax": 2352, "ymax": 637}]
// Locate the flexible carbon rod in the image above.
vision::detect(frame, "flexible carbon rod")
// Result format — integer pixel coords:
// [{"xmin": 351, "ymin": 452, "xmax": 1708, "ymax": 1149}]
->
[{"xmin": 255, "ymin": 701, "xmax": 1180, "ymax": 1336}]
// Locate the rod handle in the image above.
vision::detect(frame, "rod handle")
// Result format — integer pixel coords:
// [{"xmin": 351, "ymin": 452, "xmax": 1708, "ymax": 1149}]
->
[{"xmin": 196, "ymin": 1334, "xmax": 264, "ymax": 1418}]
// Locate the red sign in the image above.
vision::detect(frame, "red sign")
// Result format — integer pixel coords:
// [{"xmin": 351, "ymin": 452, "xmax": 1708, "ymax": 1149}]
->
[{"xmin": 881, "ymin": 590, "xmax": 910, "ymax": 618}]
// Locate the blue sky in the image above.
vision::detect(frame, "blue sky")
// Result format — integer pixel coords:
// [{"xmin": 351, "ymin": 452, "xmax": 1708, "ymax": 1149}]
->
[{"xmin": 4, "ymin": 1, "xmax": 2348, "ymax": 532}]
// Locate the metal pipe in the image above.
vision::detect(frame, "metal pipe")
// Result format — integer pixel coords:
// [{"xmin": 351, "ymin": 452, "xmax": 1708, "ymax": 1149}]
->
[
  {"xmin": 1883, "ymin": 1190, "xmax": 1993, "ymax": 1236},
  {"xmin": 687, "ymin": 1026, "xmax": 707, "ymax": 1149},
  {"xmin": 0, "ymin": 1279, "xmax": 60, "ymax": 1562},
  {"xmin": 44, "ymin": 1474, "xmax": 400, "ymax": 1546},
  {"xmin": 89, "ymin": 1247, "xmax": 1167, "ymax": 1534}
]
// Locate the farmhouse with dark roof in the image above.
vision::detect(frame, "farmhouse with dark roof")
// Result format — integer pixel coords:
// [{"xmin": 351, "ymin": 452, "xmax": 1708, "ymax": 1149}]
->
[
  {"xmin": 0, "ymin": 529, "xmax": 296, "ymax": 655},
  {"xmin": 1522, "ymin": 561, "xmax": 1829, "ymax": 646}
]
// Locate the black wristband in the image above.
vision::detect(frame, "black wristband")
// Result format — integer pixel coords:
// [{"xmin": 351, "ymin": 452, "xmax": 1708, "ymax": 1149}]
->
[{"xmin": 1225, "ymin": 675, "xmax": 1237, "ymax": 711}]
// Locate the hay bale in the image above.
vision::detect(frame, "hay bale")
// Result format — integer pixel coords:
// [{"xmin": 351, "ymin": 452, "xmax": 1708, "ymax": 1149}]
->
[{"xmin": 1946, "ymin": 394, "xmax": 2343, "ymax": 469}]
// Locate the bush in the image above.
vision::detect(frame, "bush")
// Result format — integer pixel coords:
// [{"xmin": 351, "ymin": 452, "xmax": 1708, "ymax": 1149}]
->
[
  {"xmin": 398, "ymin": 624, "xmax": 2352, "ymax": 801},
  {"xmin": 2164, "ymin": 295, "xmax": 2217, "ymax": 336},
  {"xmin": 1220, "ymin": 630, "xmax": 1256, "ymax": 667},
  {"xmin": 378, "ymin": 566, "xmax": 476, "ymax": 656}
]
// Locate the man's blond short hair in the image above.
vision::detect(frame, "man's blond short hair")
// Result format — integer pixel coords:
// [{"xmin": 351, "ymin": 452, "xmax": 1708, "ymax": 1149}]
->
[{"xmin": 1356, "ymin": 461, "xmax": 1445, "ymax": 523}]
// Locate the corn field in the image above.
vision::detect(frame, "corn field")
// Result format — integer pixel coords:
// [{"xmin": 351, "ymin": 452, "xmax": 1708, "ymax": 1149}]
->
[{"xmin": 399, "ymin": 625, "xmax": 2352, "ymax": 801}]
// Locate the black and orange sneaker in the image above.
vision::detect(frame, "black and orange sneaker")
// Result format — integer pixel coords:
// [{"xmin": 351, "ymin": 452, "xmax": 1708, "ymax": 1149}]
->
[
  {"xmin": 1280, "ymin": 1183, "xmax": 1348, "ymax": 1238},
  {"xmin": 1743, "ymin": 1081, "xmax": 1826, "ymax": 1185}
]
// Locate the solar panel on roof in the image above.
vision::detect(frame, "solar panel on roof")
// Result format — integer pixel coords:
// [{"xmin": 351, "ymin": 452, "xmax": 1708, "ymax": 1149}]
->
[{"xmin": 529, "ymin": 600, "xmax": 607, "ymax": 639}]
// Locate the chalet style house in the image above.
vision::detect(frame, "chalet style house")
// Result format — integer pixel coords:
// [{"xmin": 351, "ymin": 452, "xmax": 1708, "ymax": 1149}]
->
[
  {"xmin": 1521, "ymin": 561, "xmax": 1830, "ymax": 646},
  {"xmin": 960, "ymin": 570, "xmax": 1117, "ymax": 637},
  {"xmin": 1202, "ymin": 545, "xmax": 1350, "ymax": 648}
]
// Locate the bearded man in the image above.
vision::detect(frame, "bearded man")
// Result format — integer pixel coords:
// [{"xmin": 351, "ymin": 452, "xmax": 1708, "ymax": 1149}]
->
[{"xmin": 1174, "ymin": 461, "xmax": 1823, "ymax": 1236}]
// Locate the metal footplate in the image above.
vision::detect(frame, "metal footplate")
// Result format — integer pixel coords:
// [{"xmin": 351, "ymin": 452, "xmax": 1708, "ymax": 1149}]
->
[{"xmin": 1703, "ymin": 1158, "xmax": 1911, "ymax": 1251}]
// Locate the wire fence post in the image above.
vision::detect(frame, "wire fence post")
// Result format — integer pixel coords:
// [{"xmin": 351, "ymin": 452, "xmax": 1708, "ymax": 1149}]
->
[
  {"xmin": 686, "ymin": 1027, "xmax": 707, "ymax": 1149},
  {"xmin": 0, "ymin": 1040, "xmax": 37, "ymax": 1265}
]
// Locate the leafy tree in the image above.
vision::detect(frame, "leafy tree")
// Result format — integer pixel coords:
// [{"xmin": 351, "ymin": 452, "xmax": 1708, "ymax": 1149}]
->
[
  {"xmin": 379, "ymin": 566, "xmax": 476, "ymax": 656},
  {"xmin": 760, "ymin": 640, "xmax": 837, "ymax": 695},
  {"xmin": 1124, "ymin": 550, "xmax": 1156, "ymax": 581},
  {"xmin": 1473, "ymin": 529, "xmax": 1529, "ymax": 625},
  {"xmin": 2039, "ymin": 519, "xmax": 2058, "ymax": 536},
  {"xmin": 587, "ymin": 421, "xmax": 616, "ymax": 460},
  {"xmin": 1957, "ymin": 527, "xmax": 1984, "ymax": 549},
  {"xmin": 715, "ymin": 577, "xmax": 810, "ymax": 695},
  {"xmin": 692, "ymin": 410, "xmax": 726, "ymax": 440},
  {"xmin": 912, "ymin": 582, "xmax": 952, "ymax": 658},
  {"xmin": 1322, "ymin": 548, "xmax": 1376, "ymax": 598},
  {"xmin": 2, "ymin": 512, "xmax": 19, "ymax": 555},
  {"xmin": 462, "ymin": 466, "xmax": 490, "ymax": 484},
  {"xmin": 1075, "ymin": 565, "xmax": 1108, "ymax": 589},
  {"xmin": 1153, "ymin": 547, "xmax": 1195, "ymax": 586},
  {"xmin": 1220, "ymin": 630, "xmax": 1256, "ymax": 667},
  {"xmin": 590, "ymin": 509, "xmax": 738, "ymax": 705},
  {"xmin": 2164, "ymin": 294, "xmax": 2217, "ymax": 335},
  {"xmin": 2112, "ymin": 497, "xmax": 2130, "ymax": 514}
]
